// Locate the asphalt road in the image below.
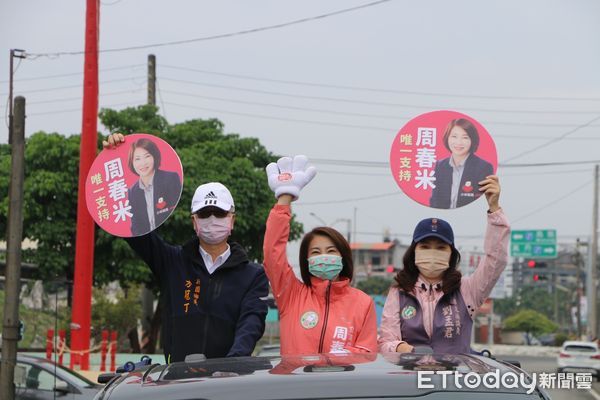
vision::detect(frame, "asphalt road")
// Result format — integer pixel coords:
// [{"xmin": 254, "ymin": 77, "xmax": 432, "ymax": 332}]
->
[{"xmin": 496, "ymin": 354, "xmax": 600, "ymax": 400}]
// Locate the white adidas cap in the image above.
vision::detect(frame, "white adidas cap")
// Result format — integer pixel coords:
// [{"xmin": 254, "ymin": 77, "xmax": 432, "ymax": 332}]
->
[{"xmin": 191, "ymin": 182, "xmax": 235, "ymax": 213}]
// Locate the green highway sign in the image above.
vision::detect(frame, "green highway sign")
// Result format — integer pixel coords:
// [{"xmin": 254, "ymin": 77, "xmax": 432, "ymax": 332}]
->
[{"xmin": 510, "ymin": 229, "xmax": 557, "ymax": 258}]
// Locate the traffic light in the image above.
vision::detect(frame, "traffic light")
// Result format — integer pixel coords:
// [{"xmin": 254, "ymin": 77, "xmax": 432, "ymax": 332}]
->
[{"xmin": 527, "ymin": 260, "xmax": 536, "ymax": 268}]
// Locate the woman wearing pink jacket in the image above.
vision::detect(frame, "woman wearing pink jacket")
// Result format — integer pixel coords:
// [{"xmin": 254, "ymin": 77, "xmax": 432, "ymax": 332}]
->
[
  {"xmin": 264, "ymin": 155, "xmax": 378, "ymax": 355},
  {"xmin": 378, "ymin": 175, "xmax": 509, "ymax": 354}
]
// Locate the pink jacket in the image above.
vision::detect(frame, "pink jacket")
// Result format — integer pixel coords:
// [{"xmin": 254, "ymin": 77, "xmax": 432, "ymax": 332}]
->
[
  {"xmin": 378, "ymin": 209, "xmax": 510, "ymax": 353},
  {"xmin": 263, "ymin": 204, "xmax": 378, "ymax": 355}
]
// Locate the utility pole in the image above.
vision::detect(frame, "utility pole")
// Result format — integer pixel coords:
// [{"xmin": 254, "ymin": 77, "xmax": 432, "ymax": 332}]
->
[
  {"xmin": 553, "ymin": 258, "xmax": 558, "ymax": 325},
  {"xmin": 8, "ymin": 49, "xmax": 26, "ymax": 144},
  {"xmin": 576, "ymin": 239, "xmax": 583, "ymax": 338},
  {"xmin": 353, "ymin": 207, "xmax": 357, "ymax": 246},
  {"xmin": 591, "ymin": 165, "xmax": 599, "ymax": 339},
  {"xmin": 0, "ymin": 96, "xmax": 26, "ymax": 400},
  {"xmin": 147, "ymin": 54, "xmax": 156, "ymax": 106}
]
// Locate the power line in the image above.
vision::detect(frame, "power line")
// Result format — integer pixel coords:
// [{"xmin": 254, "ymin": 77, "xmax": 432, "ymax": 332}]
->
[
  {"xmin": 160, "ymin": 79, "xmax": 600, "ymax": 128},
  {"xmin": 0, "ymin": 64, "xmax": 144, "ymax": 84},
  {"xmin": 164, "ymin": 98, "xmax": 600, "ymax": 132},
  {"xmin": 164, "ymin": 101, "xmax": 395, "ymax": 132},
  {"xmin": 160, "ymin": 64, "xmax": 600, "ymax": 104},
  {"xmin": 24, "ymin": 0, "xmax": 393, "ymax": 57},
  {"xmin": 502, "ymin": 115, "xmax": 600, "ymax": 163},
  {"xmin": 161, "ymin": 89, "xmax": 415, "ymax": 120},
  {"xmin": 296, "ymin": 191, "xmax": 401, "ymax": 206},
  {"xmin": 317, "ymin": 167, "xmax": 592, "ymax": 177},
  {"xmin": 0, "ymin": 77, "xmax": 144, "ymax": 96},
  {"xmin": 309, "ymin": 157, "xmax": 600, "ymax": 169},
  {"xmin": 0, "ymin": 89, "xmax": 144, "ymax": 109},
  {"xmin": 26, "ymin": 102, "xmax": 134, "ymax": 116},
  {"xmin": 512, "ymin": 179, "xmax": 594, "ymax": 224},
  {"xmin": 161, "ymin": 89, "xmax": 600, "ymax": 129}
]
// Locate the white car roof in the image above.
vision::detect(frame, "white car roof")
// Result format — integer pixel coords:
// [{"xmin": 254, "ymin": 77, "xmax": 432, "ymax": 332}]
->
[{"xmin": 562, "ymin": 340, "xmax": 598, "ymax": 348}]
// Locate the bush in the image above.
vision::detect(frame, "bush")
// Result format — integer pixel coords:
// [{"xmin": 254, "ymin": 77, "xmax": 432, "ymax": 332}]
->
[
  {"xmin": 554, "ymin": 333, "xmax": 568, "ymax": 347},
  {"xmin": 91, "ymin": 286, "xmax": 142, "ymax": 352}
]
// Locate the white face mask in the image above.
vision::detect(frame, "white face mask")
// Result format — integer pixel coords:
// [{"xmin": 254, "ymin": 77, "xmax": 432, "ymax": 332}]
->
[
  {"xmin": 415, "ymin": 248, "xmax": 450, "ymax": 280},
  {"xmin": 194, "ymin": 215, "xmax": 232, "ymax": 244}
]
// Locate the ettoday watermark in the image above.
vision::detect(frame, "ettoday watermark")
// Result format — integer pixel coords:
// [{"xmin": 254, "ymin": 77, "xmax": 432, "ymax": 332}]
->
[{"xmin": 417, "ymin": 370, "xmax": 593, "ymax": 394}]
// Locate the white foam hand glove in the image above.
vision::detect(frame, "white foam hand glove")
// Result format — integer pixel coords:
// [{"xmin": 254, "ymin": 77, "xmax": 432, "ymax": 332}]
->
[{"xmin": 265, "ymin": 155, "xmax": 317, "ymax": 200}]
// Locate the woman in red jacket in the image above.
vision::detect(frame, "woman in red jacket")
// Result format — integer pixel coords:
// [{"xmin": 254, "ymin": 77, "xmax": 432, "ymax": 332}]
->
[{"xmin": 263, "ymin": 155, "xmax": 377, "ymax": 355}]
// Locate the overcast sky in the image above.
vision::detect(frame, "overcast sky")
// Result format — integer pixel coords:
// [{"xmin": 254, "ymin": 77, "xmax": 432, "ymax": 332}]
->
[{"xmin": 2, "ymin": 0, "xmax": 600, "ymax": 259}]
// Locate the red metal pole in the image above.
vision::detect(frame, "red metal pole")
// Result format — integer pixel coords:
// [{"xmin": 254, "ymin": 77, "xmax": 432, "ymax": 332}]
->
[
  {"xmin": 110, "ymin": 331, "xmax": 117, "ymax": 372},
  {"xmin": 100, "ymin": 330, "xmax": 108, "ymax": 372},
  {"xmin": 46, "ymin": 329, "xmax": 54, "ymax": 360},
  {"xmin": 71, "ymin": 0, "xmax": 99, "ymax": 371}
]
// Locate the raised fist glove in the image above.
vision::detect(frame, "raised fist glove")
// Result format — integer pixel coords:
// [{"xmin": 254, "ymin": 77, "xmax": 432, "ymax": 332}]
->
[{"xmin": 265, "ymin": 155, "xmax": 317, "ymax": 200}]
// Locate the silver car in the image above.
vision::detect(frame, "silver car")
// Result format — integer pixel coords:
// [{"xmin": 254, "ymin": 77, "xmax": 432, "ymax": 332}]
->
[{"xmin": 2, "ymin": 354, "xmax": 102, "ymax": 400}]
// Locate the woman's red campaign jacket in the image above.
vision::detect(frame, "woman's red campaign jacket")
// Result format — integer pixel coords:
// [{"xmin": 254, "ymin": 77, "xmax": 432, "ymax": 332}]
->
[{"xmin": 263, "ymin": 204, "xmax": 378, "ymax": 355}]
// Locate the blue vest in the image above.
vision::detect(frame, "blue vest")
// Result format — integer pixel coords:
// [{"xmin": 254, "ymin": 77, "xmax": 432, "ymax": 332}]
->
[{"xmin": 398, "ymin": 289, "xmax": 472, "ymax": 354}]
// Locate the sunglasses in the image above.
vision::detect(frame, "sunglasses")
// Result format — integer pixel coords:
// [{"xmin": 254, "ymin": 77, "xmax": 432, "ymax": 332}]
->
[{"xmin": 194, "ymin": 207, "xmax": 230, "ymax": 219}]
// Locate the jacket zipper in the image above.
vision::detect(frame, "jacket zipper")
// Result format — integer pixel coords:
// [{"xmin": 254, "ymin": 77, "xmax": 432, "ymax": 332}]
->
[
  {"xmin": 318, "ymin": 281, "xmax": 332, "ymax": 353},
  {"xmin": 201, "ymin": 277, "xmax": 212, "ymax": 354}
]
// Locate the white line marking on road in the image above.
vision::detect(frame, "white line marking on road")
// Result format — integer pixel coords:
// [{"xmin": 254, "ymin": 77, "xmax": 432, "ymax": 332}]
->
[{"xmin": 588, "ymin": 388, "xmax": 600, "ymax": 400}]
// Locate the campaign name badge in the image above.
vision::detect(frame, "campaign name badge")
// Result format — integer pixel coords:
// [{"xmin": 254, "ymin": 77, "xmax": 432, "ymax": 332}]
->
[
  {"xmin": 401, "ymin": 305, "xmax": 417, "ymax": 320},
  {"xmin": 389, "ymin": 110, "xmax": 497, "ymax": 209},
  {"xmin": 300, "ymin": 311, "xmax": 319, "ymax": 329},
  {"xmin": 85, "ymin": 133, "xmax": 184, "ymax": 237}
]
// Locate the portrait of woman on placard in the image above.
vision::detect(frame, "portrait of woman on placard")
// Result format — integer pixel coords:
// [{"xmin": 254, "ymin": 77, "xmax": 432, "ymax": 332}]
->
[
  {"xmin": 127, "ymin": 138, "xmax": 182, "ymax": 236},
  {"xmin": 429, "ymin": 118, "xmax": 494, "ymax": 209}
]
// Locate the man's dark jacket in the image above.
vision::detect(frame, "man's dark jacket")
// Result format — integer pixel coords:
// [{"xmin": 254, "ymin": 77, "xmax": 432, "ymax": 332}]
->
[
  {"xmin": 128, "ymin": 169, "xmax": 182, "ymax": 236},
  {"xmin": 429, "ymin": 154, "xmax": 493, "ymax": 209},
  {"xmin": 126, "ymin": 233, "xmax": 269, "ymax": 362}
]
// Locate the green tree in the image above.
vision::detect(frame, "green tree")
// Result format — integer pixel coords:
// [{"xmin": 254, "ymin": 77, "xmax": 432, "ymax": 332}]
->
[
  {"xmin": 90, "ymin": 286, "xmax": 142, "ymax": 351},
  {"xmin": 503, "ymin": 309, "xmax": 558, "ymax": 345},
  {"xmin": 494, "ymin": 287, "xmax": 570, "ymax": 328},
  {"xmin": 356, "ymin": 276, "xmax": 393, "ymax": 295}
]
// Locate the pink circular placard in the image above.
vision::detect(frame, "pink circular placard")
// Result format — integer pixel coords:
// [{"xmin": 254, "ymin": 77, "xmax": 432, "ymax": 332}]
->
[
  {"xmin": 85, "ymin": 133, "xmax": 183, "ymax": 237},
  {"xmin": 389, "ymin": 110, "xmax": 497, "ymax": 209}
]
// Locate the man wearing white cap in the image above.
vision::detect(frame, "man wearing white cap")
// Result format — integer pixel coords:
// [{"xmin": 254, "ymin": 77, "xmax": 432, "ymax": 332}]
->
[{"xmin": 103, "ymin": 134, "xmax": 269, "ymax": 363}]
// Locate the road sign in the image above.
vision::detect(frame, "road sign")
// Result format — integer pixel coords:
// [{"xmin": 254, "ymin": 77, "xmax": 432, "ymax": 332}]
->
[{"xmin": 510, "ymin": 229, "xmax": 557, "ymax": 258}]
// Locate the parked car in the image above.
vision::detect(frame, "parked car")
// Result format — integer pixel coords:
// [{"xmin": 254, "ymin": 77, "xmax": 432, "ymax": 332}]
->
[
  {"xmin": 94, "ymin": 351, "xmax": 549, "ymax": 400},
  {"xmin": 557, "ymin": 340, "xmax": 600, "ymax": 379},
  {"xmin": 1, "ymin": 354, "xmax": 102, "ymax": 400}
]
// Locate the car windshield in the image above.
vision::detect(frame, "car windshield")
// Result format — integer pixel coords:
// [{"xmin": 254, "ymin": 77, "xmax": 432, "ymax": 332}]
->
[
  {"xmin": 52, "ymin": 362, "xmax": 96, "ymax": 387},
  {"xmin": 564, "ymin": 345, "xmax": 597, "ymax": 353}
]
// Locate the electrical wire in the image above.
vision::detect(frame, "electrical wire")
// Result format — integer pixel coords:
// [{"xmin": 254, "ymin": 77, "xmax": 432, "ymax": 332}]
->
[
  {"xmin": 501, "ymin": 114, "xmax": 600, "ymax": 163},
  {"xmin": 296, "ymin": 191, "xmax": 401, "ymax": 206},
  {"xmin": 0, "ymin": 77, "xmax": 145, "ymax": 96},
  {"xmin": 307, "ymin": 157, "xmax": 600, "ymax": 169},
  {"xmin": 317, "ymin": 167, "xmax": 592, "ymax": 177},
  {"xmin": 164, "ymin": 98, "xmax": 600, "ymax": 131},
  {"xmin": 0, "ymin": 64, "xmax": 144, "ymax": 84},
  {"xmin": 160, "ymin": 79, "xmax": 600, "ymax": 128},
  {"xmin": 0, "ymin": 89, "xmax": 144, "ymax": 109},
  {"xmin": 26, "ymin": 102, "xmax": 134, "ymax": 116},
  {"xmin": 156, "ymin": 78, "xmax": 168, "ymax": 121},
  {"xmin": 164, "ymin": 101, "xmax": 395, "ymax": 131},
  {"xmin": 24, "ymin": 0, "xmax": 393, "ymax": 57},
  {"xmin": 160, "ymin": 64, "xmax": 600, "ymax": 104},
  {"xmin": 512, "ymin": 179, "xmax": 594, "ymax": 224}
]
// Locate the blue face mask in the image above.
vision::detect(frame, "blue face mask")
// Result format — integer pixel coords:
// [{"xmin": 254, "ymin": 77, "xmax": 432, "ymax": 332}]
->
[{"xmin": 308, "ymin": 255, "xmax": 343, "ymax": 281}]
